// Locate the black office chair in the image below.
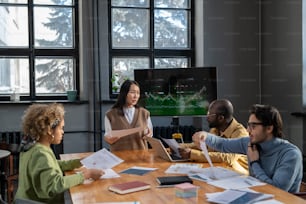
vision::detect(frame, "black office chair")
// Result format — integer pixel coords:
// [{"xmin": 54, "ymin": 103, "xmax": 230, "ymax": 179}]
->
[
  {"xmin": 14, "ymin": 198, "xmax": 44, "ymax": 204},
  {"xmin": 293, "ymin": 181, "xmax": 306, "ymax": 199},
  {"xmin": 0, "ymin": 143, "xmax": 19, "ymax": 204}
]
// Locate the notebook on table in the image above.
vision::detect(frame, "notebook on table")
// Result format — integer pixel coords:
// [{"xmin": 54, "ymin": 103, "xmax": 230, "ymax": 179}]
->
[
  {"xmin": 156, "ymin": 175, "xmax": 193, "ymax": 186},
  {"xmin": 146, "ymin": 137, "xmax": 189, "ymax": 162},
  {"xmin": 108, "ymin": 181, "xmax": 151, "ymax": 194}
]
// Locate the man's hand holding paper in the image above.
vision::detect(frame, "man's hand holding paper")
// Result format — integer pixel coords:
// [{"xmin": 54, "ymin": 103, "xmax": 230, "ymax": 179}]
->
[{"xmin": 192, "ymin": 131, "xmax": 208, "ymax": 148}]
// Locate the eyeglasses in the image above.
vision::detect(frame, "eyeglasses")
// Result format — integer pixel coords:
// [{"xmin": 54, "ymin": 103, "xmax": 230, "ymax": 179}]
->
[
  {"xmin": 247, "ymin": 122, "xmax": 263, "ymax": 130},
  {"xmin": 205, "ymin": 113, "xmax": 217, "ymax": 118}
]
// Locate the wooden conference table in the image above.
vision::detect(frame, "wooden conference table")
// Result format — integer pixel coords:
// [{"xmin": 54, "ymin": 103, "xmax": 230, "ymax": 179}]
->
[{"xmin": 60, "ymin": 149, "xmax": 306, "ymax": 204}]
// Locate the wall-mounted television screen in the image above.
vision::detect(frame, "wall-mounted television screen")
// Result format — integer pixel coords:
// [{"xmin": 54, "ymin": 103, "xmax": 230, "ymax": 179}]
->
[{"xmin": 134, "ymin": 67, "xmax": 217, "ymax": 116}]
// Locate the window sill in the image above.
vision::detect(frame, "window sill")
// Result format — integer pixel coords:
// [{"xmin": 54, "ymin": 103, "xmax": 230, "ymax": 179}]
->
[{"xmin": 0, "ymin": 100, "xmax": 89, "ymax": 104}]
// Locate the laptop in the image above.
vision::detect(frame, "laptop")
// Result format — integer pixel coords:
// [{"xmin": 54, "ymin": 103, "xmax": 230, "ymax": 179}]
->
[{"xmin": 146, "ymin": 137, "xmax": 189, "ymax": 162}]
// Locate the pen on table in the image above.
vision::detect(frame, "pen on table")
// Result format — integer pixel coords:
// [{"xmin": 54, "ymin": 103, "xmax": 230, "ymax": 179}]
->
[{"xmin": 156, "ymin": 185, "xmax": 174, "ymax": 188}]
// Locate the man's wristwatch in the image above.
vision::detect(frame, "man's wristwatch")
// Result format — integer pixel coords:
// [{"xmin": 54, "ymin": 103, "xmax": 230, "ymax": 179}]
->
[{"xmin": 250, "ymin": 160, "xmax": 259, "ymax": 166}]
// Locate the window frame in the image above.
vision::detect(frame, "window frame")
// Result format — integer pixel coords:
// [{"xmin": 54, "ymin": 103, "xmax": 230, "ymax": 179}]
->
[
  {"xmin": 108, "ymin": 0, "xmax": 195, "ymax": 99},
  {"xmin": 0, "ymin": 0, "xmax": 79, "ymax": 101}
]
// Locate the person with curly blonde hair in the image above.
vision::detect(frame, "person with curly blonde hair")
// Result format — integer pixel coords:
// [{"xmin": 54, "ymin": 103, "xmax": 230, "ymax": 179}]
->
[{"xmin": 15, "ymin": 103, "xmax": 104, "ymax": 203}]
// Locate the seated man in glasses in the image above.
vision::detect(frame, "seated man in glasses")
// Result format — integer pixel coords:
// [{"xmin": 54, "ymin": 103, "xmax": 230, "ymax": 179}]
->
[
  {"xmin": 192, "ymin": 104, "xmax": 303, "ymax": 193},
  {"xmin": 178, "ymin": 99, "xmax": 249, "ymax": 175}
]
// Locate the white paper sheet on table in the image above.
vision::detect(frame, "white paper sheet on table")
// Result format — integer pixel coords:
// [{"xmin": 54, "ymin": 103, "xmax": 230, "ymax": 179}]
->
[
  {"xmin": 102, "ymin": 168, "xmax": 120, "ymax": 179},
  {"xmin": 254, "ymin": 199, "xmax": 283, "ymax": 204},
  {"xmin": 207, "ymin": 175, "xmax": 266, "ymax": 189},
  {"xmin": 82, "ymin": 168, "xmax": 120, "ymax": 184},
  {"xmin": 165, "ymin": 163, "xmax": 203, "ymax": 174},
  {"xmin": 189, "ymin": 166, "xmax": 241, "ymax": 182},
  {"xmin": 206, "ymin": 188, "xmax": 274, "ymax": 204},
  {"xmin": 81, "ymin": 148, "xmax": 123, "ymax": 169}
]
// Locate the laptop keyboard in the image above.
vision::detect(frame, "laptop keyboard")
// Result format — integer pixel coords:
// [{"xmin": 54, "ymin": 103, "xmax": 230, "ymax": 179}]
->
[{"xmin": 170, "ymin": 154, "xmax": 182, "ymax": 160}]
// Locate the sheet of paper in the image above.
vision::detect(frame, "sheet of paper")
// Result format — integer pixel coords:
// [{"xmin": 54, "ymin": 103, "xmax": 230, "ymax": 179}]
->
[
  {"xmin": 82, "ymin": 168, "xmax": 120, "ymax": 184},
  {"xmin": 200, "ymin": 141, "xmax": 213, "ymax": 167},
  {"xmin": 102, "ymin": 168, "xmax": 120, "ymax": 179},
  {"xmin": 239, "ymin": 188, "xmax": 274, "ymax": 203},
  {"xmin": 165, "ymin": 163, "xmax": 203, "ymax": 174},
  {"xmin": 206, "ymin": 189, "xmax": 274, "ymax": 204},
  {"xmin": 108, "ymin": 126, "xmax": 144, "ymax": 138},
  {"xmin": 199, "ymin": 140, "xmax": 217, "ymax": 178},
  {"xmin": 189, "ymin": 166, "xmax": 241, "ymax": 182},
  {"xmin": 207, "ymin": 175, "xmax": 266, "ymax": 189},
  {"xmin": 161, "ymin": 138, "xmax": 181, "ymax": 158},
  {"xmin": 207, "ymin": 189, "xmax": 246, "ymax": 204},
  {"xmin": 81, "ymin": 148, "xmax": 123, "ymax": 169},
  {"xmin": 254, "ymin": 200, "xmax": 283, "ymax": 204}
]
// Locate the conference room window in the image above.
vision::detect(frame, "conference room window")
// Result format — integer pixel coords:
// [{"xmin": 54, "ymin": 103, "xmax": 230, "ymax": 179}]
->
[
  {"xmin": 0, "ymin": 0, "xmax": 79, "ymax": 101},
  {"xmin": 109, "ymin": 0, "xmax": 194, "ymax": 97}
]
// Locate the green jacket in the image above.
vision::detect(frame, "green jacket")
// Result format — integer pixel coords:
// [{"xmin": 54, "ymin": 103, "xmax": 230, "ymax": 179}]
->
[{"xmin": 14, "ymin": 143, "xmax": 84, "ymax": 203}]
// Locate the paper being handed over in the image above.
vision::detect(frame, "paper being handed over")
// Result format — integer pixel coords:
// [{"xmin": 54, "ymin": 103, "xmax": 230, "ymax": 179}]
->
[
  {"xmin": 199, "ymin": 140, "xmax": 218, "ymax": 179},
  {"xmin": 200, "ymin": 141, "xmax": 214, "ymax": 167},
  {"xmin": 107, "ymin": 126, "xmax": 144, "ymax": 138}
]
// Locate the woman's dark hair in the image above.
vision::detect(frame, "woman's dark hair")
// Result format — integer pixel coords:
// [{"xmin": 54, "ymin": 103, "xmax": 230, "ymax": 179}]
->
[
  {"xmin": 249, "ymin": 104, "xmax": 284, "ymax": 138},
  {"xmin": 112, "ymin": 80, "xmax": 140, "ymax": 115}
]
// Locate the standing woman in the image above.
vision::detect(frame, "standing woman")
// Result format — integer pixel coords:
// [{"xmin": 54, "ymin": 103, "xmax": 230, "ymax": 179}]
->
[
  {"xmin": 15, "ymin": 103, "xmax": 103, "ymax": 203},
  {"xmin": 104, "ymin": 80, "xmax": 153, "ymax": 151}
]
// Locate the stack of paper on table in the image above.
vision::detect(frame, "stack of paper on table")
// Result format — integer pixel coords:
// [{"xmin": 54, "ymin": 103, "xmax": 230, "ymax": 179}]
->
[
  {"xmin": 194, "ymin": 141, "xmax": 266, "ymax": 189},
  {"xmin": 165, "ymin": 163, "xmax": 203, "ymax": 174},
  {"xmin": 206, "ymin": 189, "xmax": 274, "ymax": 204},
  {"xmin": 187, "ymin": 166, "xmax": 265, "ymax": 189},
  {"xmin": 206, "ymin": 174, "xmax": 265, "ymax": 189},
  {"xmin": 163, "ymin": 141, "xmax": 265, "ymax": 189},
  {"xmin": 188, "ymin": 166, "xmax": 241, "ymax": 182}
]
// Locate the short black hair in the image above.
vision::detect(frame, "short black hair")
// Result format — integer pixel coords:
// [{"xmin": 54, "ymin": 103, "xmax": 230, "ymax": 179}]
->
[{"xmin": 249, "ymin": 104, "xmax": 284, "ymax": 138}]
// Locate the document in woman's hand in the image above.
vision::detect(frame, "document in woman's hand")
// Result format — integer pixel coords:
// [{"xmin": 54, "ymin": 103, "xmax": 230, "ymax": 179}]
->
[
  {"xmin": 107, "ymin": 127, "xmax": 144, "ymax": 138},
  {"xmin": 81, "ymin": 148, "xmax": 123, "ymax": 169}
]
